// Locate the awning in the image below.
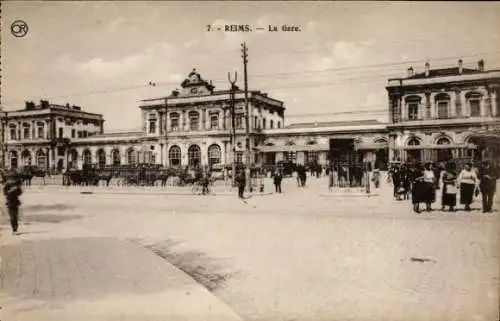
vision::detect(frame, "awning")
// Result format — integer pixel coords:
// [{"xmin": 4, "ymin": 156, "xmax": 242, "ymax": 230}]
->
[
  {"xmin": 355, "ymin": 142, "xmax": 389, "ymax": 150},
  {"xmin": 257, "ymin": 144, "xmax": 329, "ymax": 152},
  {"xmin": 394, "ymin": 143, "xmax": 477, "ymax": 150}
]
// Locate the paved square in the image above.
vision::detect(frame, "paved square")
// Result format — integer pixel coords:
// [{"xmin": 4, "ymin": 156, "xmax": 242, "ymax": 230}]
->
[{"xmin": 1, "ymin": 176, "xmax": 499, "ymax": 321}]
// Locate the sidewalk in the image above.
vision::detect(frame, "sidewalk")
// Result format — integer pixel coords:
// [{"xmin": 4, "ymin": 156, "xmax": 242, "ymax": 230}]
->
[{"xmin": 0, "ymin": 220, "xmax": 243, "ymax": 321}]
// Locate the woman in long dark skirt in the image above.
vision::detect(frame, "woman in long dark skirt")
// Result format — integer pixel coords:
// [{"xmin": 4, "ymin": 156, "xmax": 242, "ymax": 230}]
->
[
  {"xmin": 422, "ymin": 163, "xmax": 437, "ymax": 211},
  {"xmin": 441, "ymin": 163, "xmax": 457, "ymax": 212},
  {"xmin": 411, "ymin": 165, "xmax": 425, "ymax": 213},
  {"xmin": 457, "ymin": 163, "xmax": 478, "ymax": 211}
]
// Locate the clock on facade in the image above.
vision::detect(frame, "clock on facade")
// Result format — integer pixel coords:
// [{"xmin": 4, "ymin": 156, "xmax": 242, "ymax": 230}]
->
[{"xmin": 190, "ymin": 87, "xmax": 198, "ymax": 94}]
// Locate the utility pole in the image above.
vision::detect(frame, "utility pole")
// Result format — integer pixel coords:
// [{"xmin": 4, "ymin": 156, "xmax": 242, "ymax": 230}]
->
[
  {"xmin": 241, "ymin": 42, "xmax": 252, "ymax": 192},
  {"xmin": 228, "ymin": 72, "xmax": 238, "ymax": 187}
]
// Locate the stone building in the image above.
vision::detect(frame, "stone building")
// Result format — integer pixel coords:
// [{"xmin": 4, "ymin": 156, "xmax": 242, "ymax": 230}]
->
[
  {"xmin": 387, "ymin": 59, "xmax": 500, "ymax": 164},
  {"xmin": 2, "ymin": 61, "xmax": 499, "ymax": 172}
]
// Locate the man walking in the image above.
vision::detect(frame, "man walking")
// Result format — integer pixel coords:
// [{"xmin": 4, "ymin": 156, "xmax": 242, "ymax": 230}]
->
[
  {"xmin": 235, "ymin": 170, "xmax": 246, "ymax": 199},
  {"xmin": 3, "ymin": 174, "xmax": 23, "ymax": 235},
  {"xmin": 273, "ymin": 169, "xmax": 283, "ymax": 193},
  {"xmin": 479, "ymin": 161, "xmax": 497, "ymax": 213}
]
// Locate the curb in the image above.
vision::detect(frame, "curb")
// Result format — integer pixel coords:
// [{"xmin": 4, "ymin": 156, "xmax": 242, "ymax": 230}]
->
[
  {"xmin": 319, "ymin": 192, "xmax": 380, "ymax": 197},
  {"xmin": 25, "ymin": 188, "xmax": 274, "ymax": 197}
]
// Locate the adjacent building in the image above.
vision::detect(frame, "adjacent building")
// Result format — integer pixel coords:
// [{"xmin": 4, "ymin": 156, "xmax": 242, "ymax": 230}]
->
[
  {"xmin": 387, "ymin": 59, "xmax": 500, "ymax": 164},
  {"xmin": 1, "ymin": 60, "xmax": 498, "ymax": 172}
]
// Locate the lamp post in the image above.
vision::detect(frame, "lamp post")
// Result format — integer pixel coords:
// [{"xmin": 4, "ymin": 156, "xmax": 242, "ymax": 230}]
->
[{"xmin": 228, "ymin": 72, "xmax": 238, "ymax": 187}]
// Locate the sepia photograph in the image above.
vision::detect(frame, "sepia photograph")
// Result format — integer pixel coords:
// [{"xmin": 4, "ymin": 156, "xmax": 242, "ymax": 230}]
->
[{"xmin": 0, "ymin": 1, "xmax": 499, "ymax": 320}]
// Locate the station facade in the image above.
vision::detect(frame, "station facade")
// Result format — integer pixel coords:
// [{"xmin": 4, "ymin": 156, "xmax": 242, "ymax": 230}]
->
[{"xmin": 1, "ymin": 60, "xmax": 499, "ymax": 171}]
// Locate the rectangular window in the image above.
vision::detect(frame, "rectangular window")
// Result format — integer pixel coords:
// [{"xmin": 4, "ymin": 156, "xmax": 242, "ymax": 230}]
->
[
  {"xmin": 77, "ymin": 131, "xmax": 82, "ymax": 138},
  {"xmin": 254, "ymin": 116, "xmax": 258, "ymax": 129},
  {"xmin": 23, "ymin": 127, "xmax": 30, "ymax": 140},
  {"xmin": 469, "ymin": 99, "xmax": 480, "ymax": 117},
  {"xmin": 58, "ymin": 128, "xmax": 63, "ymax": 138},
  {"xmin": 10, "ymin": 128, "xmax": 17, "ymax": 140},
  {"xmin": 57, "ymin": 147, "xmax": 65, "ymax": 156},
  {"xmin": 236, "ymin": 114, "xmax": 244, "ymax": 129},
  {"xmin": 83, "ymin": 130, "xmax": 88, "ymax": 138},
  {"xmin": 171, "ymin": 118, "xmax": 179, "ymax": 131},
  {"xmin": 210, "ymin": 115, "xmax": 219, "ymax": 129},
  {"xmin": 37, "ymin": 126, "xmax": 44, "ymax": 139},
  {"xmin": 71, "ymin": 129, "xmax": 76, "ymax": 138},
  {"xmin": 437, "ymin": 101, "xmax": 449, "ymax": 119},
  {"xmin": 149, "ymin": 120, "xmax": 156, "ymax": 134},
  {"xmin": 408, "ymin": 103, "xmax": 419, "ymax": 120},
  {"xmin": 236, "ymin": 152, "xmax": 243, "ymax": 163},
  {"xmin": 190, "ymin": 116, "xmax": 199, "ymax": 131}
]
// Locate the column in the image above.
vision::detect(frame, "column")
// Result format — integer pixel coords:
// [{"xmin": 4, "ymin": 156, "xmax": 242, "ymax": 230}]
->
[
  {"xmin": 454, "ymin": 90, "xmax": 462, "ymax": 117},
  {"xmin": 401, "ymin": 99, "xmax": 406, "ymax": 121},
  {"xmin": 201, "ymin": 108, "xmax": 206, "ymax": 130},
  {"xmin": 450, "ymin": 92, "xmax": 456, "ymax": 117},
  {"xmin": 425, "ymin": 92, "xmax": 431, "ymax": 119},
  {"xmin": 398, "ymin": 97, "xmax": 403, "ymax": 121},
  {"xmin": 222, "ymin": 106, "xmax": 227, "ymax": 130},
  {"xmin": 181, "ymin": 110, "xmax": 186, "ymax": 131},
  {"xmin": 480, "ymin": 90, "xmax": 487, "ymax": 117},
  {"xmin": 491, "ymin": 89, "xmax": 498, "ymax": 117},
  {"xmin": 485, "ymin": 87, "xmax": 493, "ymax": 117},
  {"xmin": 158, "ymin": 111, "xmax": 163, "ymax": 136}
]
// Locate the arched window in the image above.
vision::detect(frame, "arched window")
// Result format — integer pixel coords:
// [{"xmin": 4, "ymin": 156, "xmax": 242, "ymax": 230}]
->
[
  {"xmin": 436, "ymin": 137, "xmax": 452, "ymax": 162},
  {"xmin": 277, "ymin": 121, "xmax": 282, "ymax": 129},
  {"xmin": 435, "ymin": 93, "xmax": 450, "ymax": 119},
  {"xmin": 36, "ymin": 150, "xmax": 46, "ymax": 169},
  {"xmin": 148, "ymin": 113, "xmax": 157, "ymax": 134},
  {"xmin": 262, "ymin": 118, "xmax": 267, "ymax": 129},
  {"xmin": 21, "ymin": 150, "xmax": 32, "ymax": 166},
  {"xmin": 465, "ymin": 92, "xmax": 482, "ymax": 117},
  {"xmin": 83, "ymin": 149, "xmax": 92, "ymax": 165},
  {"xmin": 188, "ymin": 145, "xmax": 201, "ymax": 167},
  {"xmin": 189, "ymin": 111, "xmax": 200, "ymax": 131},
  {"xmin": 168, "ymin": 145, "xmax": 181, "ymax": 166},
  {"xmin": 406, "ymin": 137, "xmax": 421, "ymax": 163},
  {"xmin": 127, "ymin": 148, "xmax": 137, "ymax": 165},
  {"xmin": 97, "ymin": 149, "xmax": 106, "ymax": 168},
  {"xmin": 407, "ymin": 138, "xmax": 420, "ymax": 146},
  {"xmin": 270, "ymin": 120, "xmax": 274, "ymax": 129},
  {"xmin": 10, "ymin": 151, "xmax": 18, "ymax": 169},
  {"xmin": 405, "ymin": 95, "xmax": 421, "ymax": 120},
  {"xmin": 36, "ymin": 122, "xmax": 45, "ymax": 139},
  {"xmin": 170, "ymin": 112, "xmax": 180, "ymax": 131},
  {"xmin": 207, "ymin": 144, "xmax": 221, "ymax": 167},
  {"xmin": 111, "ymin": 149, "xmax": 121, "ymax": 165}
]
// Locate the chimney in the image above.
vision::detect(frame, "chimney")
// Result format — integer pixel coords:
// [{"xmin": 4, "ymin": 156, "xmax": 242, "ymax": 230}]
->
[
  {"xmin": 407, "ymin": 66, "xmax": 414, "ymax": 77},
  {"xmin": 424, "ymin": 62, "xmax": 430, "ymax": 77},
  {"xmin": 458, "ymin": 59, "xmax": 463, "ymax": 74},
  {"xmin": 478, "ymin": 59, "xmax": 485, "ymax": 72},
  {"xmin": 65, "ymin": 103, "xmax": 70, "ymax": 108}
]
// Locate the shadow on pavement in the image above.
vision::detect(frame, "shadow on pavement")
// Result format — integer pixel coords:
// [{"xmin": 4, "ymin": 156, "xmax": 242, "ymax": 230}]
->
[{"xmin": 130, "ymin": 238, "xmax": 235, "ymax": 292}]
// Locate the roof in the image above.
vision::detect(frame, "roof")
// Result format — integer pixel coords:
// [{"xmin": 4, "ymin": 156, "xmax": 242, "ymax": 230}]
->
[
  {"xmin": 285, "ymin": 119, "xmax": 385, "ymax": 129},
  {"xmin": 407, "ymin": 67, "xmax": 481, "ymax": 79}
]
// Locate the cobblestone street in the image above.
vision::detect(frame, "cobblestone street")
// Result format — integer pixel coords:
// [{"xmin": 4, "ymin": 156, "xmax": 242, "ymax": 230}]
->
[{"xmin": 1, "ymin": 177, "xmax": 499, "ymax": 321}]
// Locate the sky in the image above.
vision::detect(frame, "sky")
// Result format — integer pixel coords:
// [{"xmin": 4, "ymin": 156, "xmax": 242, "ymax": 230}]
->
[{"xmin": 2, "ymin": 1, "xmax": 500, "ymax": 131}]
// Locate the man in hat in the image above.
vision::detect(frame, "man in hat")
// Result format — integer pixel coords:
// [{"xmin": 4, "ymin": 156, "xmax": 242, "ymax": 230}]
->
[{"xmin": 3, "ymin": 174, "xmax": 23, "ymax": 234}]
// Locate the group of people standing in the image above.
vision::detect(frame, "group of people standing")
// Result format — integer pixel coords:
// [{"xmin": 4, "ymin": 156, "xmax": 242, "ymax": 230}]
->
[{"xmin": 391, "ymin": 161, "xmax": 497, "ymax": 213}]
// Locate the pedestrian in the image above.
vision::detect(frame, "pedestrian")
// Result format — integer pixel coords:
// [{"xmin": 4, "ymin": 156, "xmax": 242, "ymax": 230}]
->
[
  {"xmin": 235, "ymin": 170, "xmax": 246, "ymax": 199},
  {"xmin": 457, "ymin": 162, "xmax": 478, "ymax": 211},
  {"xmin": 422, "ymin": 163, "xmax": 437, "ymax": 211},
  {"xmin": 273, "ymin": 169, "xmax": 283, "ymax": 193},
  {"xmin": 201, "ymin": 172, "xmax": 210, "ymax": 195},
  {"xmin": 3, "ymin": 174, "xmax": 23, "ymax": 235},
  {"xmin": 411, "ymin": 164, "xmax": 424, "ymax": 213},
  {"xmin": 478, "ymin": 161, "xmax": 497, "ymax": 213},
  {"xmin": 372, "ymin": 169, "xmax": 380, "ymax": 188},
  {"xmin": 441, "ymin": 162, "xmax": 457, "ymax": 212}
]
